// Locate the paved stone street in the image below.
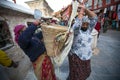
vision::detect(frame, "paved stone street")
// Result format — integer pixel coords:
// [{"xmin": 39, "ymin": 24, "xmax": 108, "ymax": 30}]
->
[
  {"xmin": 56, "ymin": 30, "xmax": 120, "ymax": 80},
  {"xmin": 87, "ymin": 30, "xmax": 120, "ymax": 80},
  {"xmin": 1, "ymin": 30, "xmax": 120, "ymax": 80}
]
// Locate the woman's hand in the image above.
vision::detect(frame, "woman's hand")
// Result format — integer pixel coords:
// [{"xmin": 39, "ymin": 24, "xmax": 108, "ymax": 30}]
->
[
  {"xmin": 33, "ymin": 20, "xmax": 41, "ymax": 26},
  {"xmin": 78, "ymin": 3, "xmax": 86, "ymax": 10}
]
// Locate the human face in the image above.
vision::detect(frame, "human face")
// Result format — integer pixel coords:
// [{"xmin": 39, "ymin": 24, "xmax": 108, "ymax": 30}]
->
[{"xmin": 81, "ymin": 22, "xmax": 89, "ymax": 31}]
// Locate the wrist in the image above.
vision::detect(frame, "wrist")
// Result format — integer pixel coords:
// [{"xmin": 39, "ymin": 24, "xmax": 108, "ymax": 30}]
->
[
  {"xmin": 33, "ymin": 20, "xmax": 40, "ymax": 26},
  {"xmin": 85, "ymin": 8, "xmax": 88, "ymax": 13},
  {"xmin": 33, "ymin": 22, "xmax": 39, "ymax": 26}
]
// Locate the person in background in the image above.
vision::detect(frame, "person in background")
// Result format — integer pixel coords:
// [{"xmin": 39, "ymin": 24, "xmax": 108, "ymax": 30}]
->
[
  {"xmin": 95, "ymin": 13, "xmax": 102, "ymax": 38},
  {"xmin": 0, "ymin": 49, "xmax": 18, "ymax": 80},
  {"xmin": 68, "ymin": 3, "xmax": 97, "ymax": 80},
  {"xmin": 95, "ymin": 16, "xmax": 101, "ymax": 38},
  {"xmin": 0, "ymin": 49, "xmax": 18, "ymax": 68},
  {"xmin": 117, "ymin": 5, "xmax": 120, "ymax": 30},
  {"xmin": 14, "ymin": 20, "xmax": 56, "ymax": 80}
]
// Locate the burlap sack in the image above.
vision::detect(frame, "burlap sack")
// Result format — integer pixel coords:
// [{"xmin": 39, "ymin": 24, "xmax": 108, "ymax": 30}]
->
[{"xmin": 41, "ymin": 24, "xmax": 68, "ymax": 57}]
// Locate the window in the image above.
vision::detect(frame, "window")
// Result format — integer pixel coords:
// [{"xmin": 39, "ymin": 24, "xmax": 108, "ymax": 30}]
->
[
  {"xmin": 0, "ymin": 21, "xmax": 13, "ymax": 49},
  {"xmin": 114, "ymin": 0, "xmax": 119, "ymax": 2},
  {"xmin": 87, "ymin": 0, "xmax": 92, "ymax": 9},
  {"xmin": 94, "ymin": 0, "xmax": 98, "ymax": 9},
  {"xmin": 88, "ymin": 6, "xmax": 92, "ymax": 10},
  {"xmin": 106, "ymin": 0, "xmax": 111, "ymax": 5},
  {"xmin": 98, "ymin": 0, "xmax": 102, "ymax": 7}
]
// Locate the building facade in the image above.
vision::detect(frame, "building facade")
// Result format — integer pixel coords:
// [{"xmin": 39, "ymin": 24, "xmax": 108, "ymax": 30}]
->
[
  {"xmin": 25, "ymin": 0, "xmax": 54, "ymax": 17},
  {"xmin": 88, "ymin": 0, "xmax": 120, "ymax": 11},
  {"xmin": 0, "ymin": 0, "xmax": 35, "ymax": 80}
]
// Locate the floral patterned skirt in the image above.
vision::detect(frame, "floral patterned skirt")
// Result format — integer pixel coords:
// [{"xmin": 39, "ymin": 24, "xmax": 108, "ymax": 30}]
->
[
  {"xmin": 68, "ymin": 53, "xmax": 91, "ymax": 80},
  {"xmin": 33, "ymin": 53, "xmax": 56, "ymax": 80}
]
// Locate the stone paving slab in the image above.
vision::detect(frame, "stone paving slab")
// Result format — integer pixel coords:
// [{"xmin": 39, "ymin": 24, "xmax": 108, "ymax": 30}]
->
[
  {"xmin": 1, "ymin": 30, "xmax": 120, "ymax": 80},
  {"xmin": 87, "ymin": 30, "xmax": 120, "ymax": 80},
  {"xmin": 55, "ymin": 30, "xmax": 120, "ymax": 80}
]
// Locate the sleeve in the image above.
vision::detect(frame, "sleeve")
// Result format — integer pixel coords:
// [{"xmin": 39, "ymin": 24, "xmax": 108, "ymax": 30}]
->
[
  {"xmin": 72, "ymin": 18, "xmax": 82, "ymax": 35},
  {"xmin": 34, "ymin": 31, "xmax": 43, "ymax": 40},
  {"xmin": 18, "ymin": 23, "xmax": 38, "ymax": 49},
  {"xmin": 0, "ymin": 50, "xmax": 12, "ymax": 67},
  {"xmin": 89, "ymin": 16, "xmax": 98, "ymax": 32}
]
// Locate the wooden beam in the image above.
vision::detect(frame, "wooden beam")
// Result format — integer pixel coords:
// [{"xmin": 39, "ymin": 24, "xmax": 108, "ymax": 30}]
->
[{"xmin": 93, "ymin": 1, "xmax": 120, "ymax": 10}]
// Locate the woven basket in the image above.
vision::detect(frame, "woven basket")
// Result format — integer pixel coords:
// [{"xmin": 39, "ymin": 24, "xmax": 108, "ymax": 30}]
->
[{"xmin": 41, "ymin": 24, "xmax": 68, "ymax": 57}]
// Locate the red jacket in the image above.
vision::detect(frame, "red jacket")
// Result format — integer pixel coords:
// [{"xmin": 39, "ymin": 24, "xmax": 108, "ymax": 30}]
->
[{"xmin": 95, "ymin": 22, "xmax": 101, "ymax": 33}]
